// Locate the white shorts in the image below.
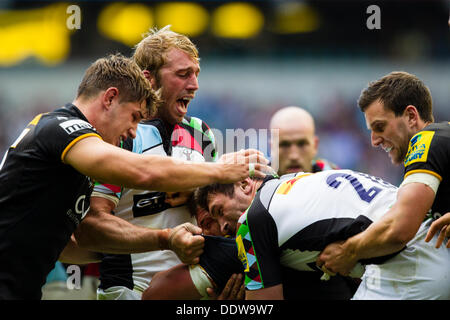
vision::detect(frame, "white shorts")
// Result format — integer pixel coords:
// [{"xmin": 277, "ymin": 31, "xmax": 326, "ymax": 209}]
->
[
  {"xmin": 353, "ymin": 218, "xmax": 450, "ymax": 300},
  {"xmin": 97, "ymin": 286, "xmax": 142, "ymax": 300}
]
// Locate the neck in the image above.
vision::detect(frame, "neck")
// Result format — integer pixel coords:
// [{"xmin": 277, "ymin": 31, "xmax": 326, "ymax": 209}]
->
[
  {"xmin": 72, "ymin": 97, "xmax": 101, "ymax": 130},
  {"xmin": 252, "ymin": 179, "xmax": 264, "ymax": 197}
]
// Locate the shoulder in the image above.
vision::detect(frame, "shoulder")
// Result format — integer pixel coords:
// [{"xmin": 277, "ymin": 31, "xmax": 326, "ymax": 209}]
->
[
  {"xmin": 131, "ymin": 121, "xmax": 164, "ymax": 154},
  {"xmin": 174, "ymin": 116, "xmax": 217, "ymax": 161},
  {"xmin": 180, "ymin": 116, "xmax": 215, "ymax": 142},
  {"xmin": 404, "ymin": 122, "xmax": 450, "ymax": 166}
]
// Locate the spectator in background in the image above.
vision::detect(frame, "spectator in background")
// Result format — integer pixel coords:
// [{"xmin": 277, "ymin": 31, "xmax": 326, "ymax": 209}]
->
[{"xmin": 269, "ymin": 106, "xmax": 338, "ymax": 175}]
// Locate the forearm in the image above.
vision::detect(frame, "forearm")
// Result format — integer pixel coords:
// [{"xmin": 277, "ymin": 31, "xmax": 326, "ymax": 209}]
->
[
  {"xmin": 74, "ymin": 213, "xmax": 170, "ymax": 254},
  {"xmin": 345, "ymin": 183, "xmax": 435, "ymax": 261},
  {"xmin": 343, "ymin": 214, "xmax": 407, "ymax": 262},
  {"xmin": 59, "ymin": 234, "xmax": 102, "ymax": 264},
  {"xmin": 137, "ymin": 156, "xmax": 225, "ymax": 192}
]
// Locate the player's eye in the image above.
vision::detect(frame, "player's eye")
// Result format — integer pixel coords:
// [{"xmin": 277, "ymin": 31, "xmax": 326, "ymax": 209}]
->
[
  {"xmin": 279, "ymin": 141, "xmax": 291, "ymax": 148},
  {"xmin": 373, "ymin": 124, "xmax": 385, "ymax": 133}
]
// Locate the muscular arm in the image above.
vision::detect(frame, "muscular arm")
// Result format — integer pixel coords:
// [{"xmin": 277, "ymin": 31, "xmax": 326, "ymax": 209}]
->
[
  {"xmin": 318, "ymin": 182, "xmax": 435, "ymax": 275},
  {"xmin": 245, "ymin": 285, "xmax": 283, "ymax": 300},
  {"xmin": 65, "ymin": 137, "xmax": 268, "ymax": 192},
  {"xmin": 73, "ymin": 196, "xmax": 204, "ymax": 264},
  {"xmin": 58, "ymin": 234, "xmax": 102, "ymax": 265},
  {"xmin": 74, "ymin": 196, "xmax": 171, "ymax": 253}
]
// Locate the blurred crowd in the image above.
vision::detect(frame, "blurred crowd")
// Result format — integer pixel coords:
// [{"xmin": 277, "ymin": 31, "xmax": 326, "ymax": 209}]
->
[{"xmin": 1, "ymin": 69, "xmax": 448, "ymax": 188}]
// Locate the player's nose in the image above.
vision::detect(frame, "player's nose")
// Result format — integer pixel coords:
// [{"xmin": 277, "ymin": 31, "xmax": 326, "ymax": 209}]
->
[{"xmin": 371, "ymin": 131, "xmax": 382, "ymax": 147}]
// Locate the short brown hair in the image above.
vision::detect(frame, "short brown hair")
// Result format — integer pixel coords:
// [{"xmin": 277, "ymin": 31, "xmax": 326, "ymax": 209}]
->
[
  {"xmin": 77, "ymin": 53, "xmax": 159, "ymax": 117},
  {"xmin": 194, "ymin": 183, "xmax": 235, "ymax": 213},
  {"xmin": 358, "ymin": 71, "xmax": 433, "ymax": 123},
  {"xmin": 132, "ymin": 25, "xmax": 199, "ymax": 84}
]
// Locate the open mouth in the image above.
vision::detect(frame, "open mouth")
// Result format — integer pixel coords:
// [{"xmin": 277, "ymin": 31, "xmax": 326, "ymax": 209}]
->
[{"xmin": 176, "ymin": 98, "xmax": 190, "ymax": 115}]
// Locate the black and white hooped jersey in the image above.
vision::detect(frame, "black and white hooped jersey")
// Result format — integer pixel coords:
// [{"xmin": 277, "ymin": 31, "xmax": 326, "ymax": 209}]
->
[
  {"xmin": 0, "ymin": 103, "xmax": 100, "ymax": 299},
  {"xmin": 236, "ymin": 169, "xmax": 398, "ymax": 291},
  {"xmin": 403, "ymin": 122, "xmax": 450, "ymax": 219}
]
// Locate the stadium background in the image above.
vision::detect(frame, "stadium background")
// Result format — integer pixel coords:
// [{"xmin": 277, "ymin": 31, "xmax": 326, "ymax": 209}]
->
[{"xmin": 0, "ymin": 0, "xmax": 449, "ymax": 186}]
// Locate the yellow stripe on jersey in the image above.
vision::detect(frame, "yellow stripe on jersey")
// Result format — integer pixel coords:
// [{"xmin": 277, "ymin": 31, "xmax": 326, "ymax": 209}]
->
[
  {"xmin": 29, "ymin": 113, "xmax": 43, "ymax": 126},
  {"xmin": 61, "ymin": 133, "xmax": 102, "ymax": 163},
  {"xmin": 236, "ymin": 235, "xmax": 249, "ymax": 272},
  {"xmin": 11, "ymin": 114, "xmax": 45, "ymax": 149},
  {"xmin": 276, "ymin": 172, "xmax": 313, "ymax": 195},
  {"xmin": 404, "ymin": 169, "xmax": 442, "ymax": 182}
]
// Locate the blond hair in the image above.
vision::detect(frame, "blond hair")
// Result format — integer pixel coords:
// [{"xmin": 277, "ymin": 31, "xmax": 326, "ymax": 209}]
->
[
  {"xmin": 132, "ymin": 25, "xmax": 199, "ymax": 83},
  {"xmin": 77, "ymin": 53, "xmax": 159, "ymax": 117}
]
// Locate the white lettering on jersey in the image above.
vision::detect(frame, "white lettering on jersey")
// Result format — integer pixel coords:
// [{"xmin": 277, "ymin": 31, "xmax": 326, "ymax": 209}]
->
[
  {"xmin": 75, "ymin": 194, "xmax": 89, "ymax": 220},
  {"xmin": 59, "ymin": 119, "xmax": 93, "ymax": 135}
]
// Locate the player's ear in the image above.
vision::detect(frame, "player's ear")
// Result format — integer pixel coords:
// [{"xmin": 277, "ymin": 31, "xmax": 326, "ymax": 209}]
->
[
  {"xmin": 313, "ymin": 135, "xmax": 319, "ymax": 152},
  {"xmin": 404, "ymin": 105, "xmax": 420, "ymax": 127},
  {"xmin": 102, "ymin": 87, "xmax": 119, "ymax": 109},
  {"xmin": 239, "ymin": 178, "xmax": 253, "ymax": 195},
  {"xmin": 142, "ymin": 70, "xmax": 157, "ymax": 89}
]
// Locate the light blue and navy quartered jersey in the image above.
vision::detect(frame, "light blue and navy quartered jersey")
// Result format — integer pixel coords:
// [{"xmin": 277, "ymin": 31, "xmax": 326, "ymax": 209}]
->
[{"xmin": 94, "ymin": 116, "xmax": 217, "ymax": 293}]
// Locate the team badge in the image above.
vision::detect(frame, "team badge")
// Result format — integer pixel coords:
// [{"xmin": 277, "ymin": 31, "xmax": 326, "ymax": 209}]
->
[{"xmin": 404, "ymin": 131, "xmax": 434, "ymax": 167}]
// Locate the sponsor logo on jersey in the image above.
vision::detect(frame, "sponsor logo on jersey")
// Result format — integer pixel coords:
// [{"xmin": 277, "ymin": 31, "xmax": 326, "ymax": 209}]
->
[
  {"xmin": 59, "ymin": 119, "xmax": 94, "ymax": 135},
  {"xmin": 132, "ymin": 192, "xmax": 170, "ymax": 217},
  {"xmin": 404, "ymin": 131, "xmax": 434, "ymax": 167},
  {"xmin": 276, "ymin": 173, "xmax": 312, "ymax": 195}
]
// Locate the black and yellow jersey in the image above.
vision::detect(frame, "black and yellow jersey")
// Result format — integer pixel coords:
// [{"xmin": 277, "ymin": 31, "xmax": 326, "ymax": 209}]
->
[
  {"xmin": 0, "ymin": 103, "xmax": 101, "ymax": 299},
  {"xmin": 403, "ymin": 122, "xmax": 450, "ymax": 218}
]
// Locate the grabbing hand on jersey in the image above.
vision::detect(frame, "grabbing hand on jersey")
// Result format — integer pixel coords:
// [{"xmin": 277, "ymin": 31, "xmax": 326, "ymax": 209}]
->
[
  {"xmin": 167, "ymin": 223, "xmax": 205, "ymax": 264},
  {"xmin": 316, "ymin": 240, "xmax": 359, "ymax": 277},
  {"xmin": 425, "ymin": 212, "xmax": 450, "ymax": 248}
]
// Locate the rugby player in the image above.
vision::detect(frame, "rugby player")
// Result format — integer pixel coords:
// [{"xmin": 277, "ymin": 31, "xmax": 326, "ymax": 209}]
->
[
  {"xmin": 269, "ymin": 106, "xmax": 356, "ymax": 300},
  {"xmin": 316, "ymin": 72, "xmax": 450, "ymax": 292},
  {"xmin": 75, "ymin": 26, "xmax": 254, "ymax": 300},
  {"xmin": 142, "ymin": 170, "xmax": 450, "ymax": 299},
  {"xmin": 0, "ymin": 54, "xmax": 269, "ymax": 300}
]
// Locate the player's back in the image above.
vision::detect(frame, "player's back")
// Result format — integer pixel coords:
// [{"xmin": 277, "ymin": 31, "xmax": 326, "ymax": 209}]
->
[
  {"xmin": 240, "ymin": 169, "xmax": 398, "ymax": 276},
  {"xmin": 267, "ymin": 169, "xmax": 398, "ymax": 245}
]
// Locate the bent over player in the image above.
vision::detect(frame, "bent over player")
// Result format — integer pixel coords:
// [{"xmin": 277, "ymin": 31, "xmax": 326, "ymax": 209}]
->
[{"xmin": 143, "ymin": 170, "xmax": 450, "ymax": 300}]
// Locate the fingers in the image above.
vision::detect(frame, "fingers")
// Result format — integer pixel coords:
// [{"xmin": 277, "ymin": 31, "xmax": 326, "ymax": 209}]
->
[
  {"xmin": 252, "ymin": 163, "xmax": 277, "ymax": 178},
  {"xmin": 219, "ymin": 150, "xmax": 269, "ymax": 165},
  {"xmin": 244, "ymin": 153, "xmax": 269, "ymax": 165},
  {"xmin": 320, "ymin": 265, "xmax": 336, "ymax": 277},
  {"xmin": 217, "ymin": 273, "xmax": 245, "ymax": 300},
  {"xmin": 425, "ymin": 221, "xmax": 441, "ymax": 242},
  {"xmin": 435, "ymin": 225, "xmax": 448, "ymax": 248},
  {"xmin": 168, "ymin": 224, "xmax": 205, "ymax": 264},
  {"xmin": 425, "ymin": 214, "xmax": 450, "ymax": 248}
]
